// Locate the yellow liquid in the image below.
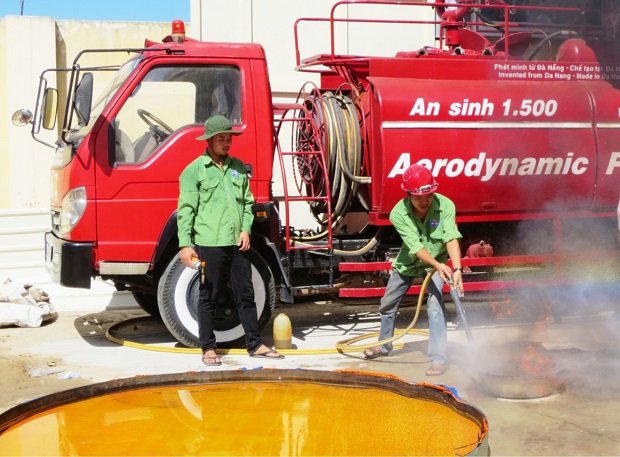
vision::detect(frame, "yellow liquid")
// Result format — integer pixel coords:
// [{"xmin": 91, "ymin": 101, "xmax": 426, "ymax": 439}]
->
[{"xmin": 0, "ymin": 382, "xmax": 484, "ymax": 456}]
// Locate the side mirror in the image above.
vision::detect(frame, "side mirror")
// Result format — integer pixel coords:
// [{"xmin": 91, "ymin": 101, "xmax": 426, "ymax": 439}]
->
[
  {"xmin": 74, "ymin": 72, "xmax": 93, "ymax": 126},
  {"xmin": 11, "ymin": 109, "xmax": 33, "ymax": 127},
  {"xmin": 41, "ymin": 88, "xmax": 58, "ymax": 130}
]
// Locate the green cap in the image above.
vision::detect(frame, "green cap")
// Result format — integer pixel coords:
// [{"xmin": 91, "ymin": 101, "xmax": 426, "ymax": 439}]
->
[{"xmin": 196, "ymin": 115, "xmax": 242, "ymax": 140}]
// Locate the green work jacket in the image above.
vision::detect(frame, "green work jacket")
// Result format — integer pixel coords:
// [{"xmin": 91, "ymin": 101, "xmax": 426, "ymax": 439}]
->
[
  {"xmin": 391, "ymin": 193, "xmax": 462, "ymax": 277},
  {"xmin": 177, "ymin": 153, "xmax": 254, "ymax": 248}
]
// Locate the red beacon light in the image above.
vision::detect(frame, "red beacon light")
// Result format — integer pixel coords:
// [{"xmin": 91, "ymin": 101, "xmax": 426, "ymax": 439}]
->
[
  {"xmin": 159, "ymin": 19, "xmax": 193, "ymax": 44},
  {"xmin": 171, "ymin": 19, "xmax": 186, "ymax": 43}
]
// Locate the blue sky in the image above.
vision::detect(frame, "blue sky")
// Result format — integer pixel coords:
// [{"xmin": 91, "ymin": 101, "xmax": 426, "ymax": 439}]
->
[{"xmin": 0, "ymin": 0, "xmax": 190, "ymax": 22}]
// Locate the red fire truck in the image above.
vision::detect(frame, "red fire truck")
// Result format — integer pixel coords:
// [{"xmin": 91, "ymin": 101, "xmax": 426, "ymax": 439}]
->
[{"xmin": 14, "ymin": 1, "xmax": 620, "ymax": 347}]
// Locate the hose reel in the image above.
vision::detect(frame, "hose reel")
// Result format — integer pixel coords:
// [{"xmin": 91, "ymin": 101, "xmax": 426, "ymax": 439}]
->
[{"xmin": 293, "ymin": 88, "xmax": 370, "ymax": 239}]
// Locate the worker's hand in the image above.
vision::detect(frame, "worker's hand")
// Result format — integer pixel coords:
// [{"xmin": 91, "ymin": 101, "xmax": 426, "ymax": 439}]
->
[
  {"xmin": 238, "ymin": 231, "xmax": 251, "ymax": 251},
  {"xmin": 452, "ymin": 269, "xmax": 464, "ymax": 297},
  {"xmin": 436, "ymin": 263, "xmax": 453, "ymax": 283},
  {"xmin": 180, "ymin": 246, "xmax": 198, "ymax": 268}
]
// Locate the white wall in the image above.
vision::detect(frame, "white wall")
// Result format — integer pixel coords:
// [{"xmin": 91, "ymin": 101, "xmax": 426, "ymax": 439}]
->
[
  {"xmin": 191, "ymin": 0, "xmax": 435, "ymax": 95},
  {"xmin": 0, "ymin": 17, "xmax": 171, "ymax": 211},
  {"xmin": 2, "ymin": 16, "xmax": 57, "ymax": 209}
]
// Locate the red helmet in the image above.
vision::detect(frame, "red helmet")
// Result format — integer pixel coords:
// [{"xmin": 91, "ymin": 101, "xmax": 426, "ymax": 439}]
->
[{"xmin": 401, "ymin": 164, "xmax": 438, "ymax": 195}]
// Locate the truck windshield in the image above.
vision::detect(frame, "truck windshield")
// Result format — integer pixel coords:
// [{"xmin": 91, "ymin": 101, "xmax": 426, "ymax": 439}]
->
[{"xmin": 68, "ymin": 55, "xmax": 142, "ymax": 141}]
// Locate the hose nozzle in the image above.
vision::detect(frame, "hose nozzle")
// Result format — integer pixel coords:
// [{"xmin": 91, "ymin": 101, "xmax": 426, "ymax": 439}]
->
[{"xmin": 447, "ymin": 277, "xmax": 465, "ymax": 298}]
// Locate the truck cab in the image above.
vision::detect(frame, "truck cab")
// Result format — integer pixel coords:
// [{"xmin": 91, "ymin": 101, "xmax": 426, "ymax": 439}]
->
[{"xmin": 25, "ymin": 27, "xmax": 279, "ymax": 347}]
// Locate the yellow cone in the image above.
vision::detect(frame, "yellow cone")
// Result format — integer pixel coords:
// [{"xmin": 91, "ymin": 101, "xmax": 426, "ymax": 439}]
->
[{"xmin": 273, "ymin": 313, "xmax": 292, "ymax": 349}]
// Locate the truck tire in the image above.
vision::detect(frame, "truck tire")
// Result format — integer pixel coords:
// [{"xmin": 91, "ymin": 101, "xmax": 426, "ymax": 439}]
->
[
  {"xmin": 157, "ymin": 249, "xmax": 275, "ymax": 348},
  {"xmin": 131, "ymin": 291, "xmax": 161, "ymax": 318}
]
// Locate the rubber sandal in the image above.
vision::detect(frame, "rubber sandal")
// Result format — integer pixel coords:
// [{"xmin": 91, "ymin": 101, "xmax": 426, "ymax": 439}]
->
[
  {"xmin": 425, "ymin": 363, "xmax": 446, "ymax": 376},
  {"xmin": 363, "ymin": 347, "xmax": 388, "ymax": 360},
  {"xmin": 249, "ymin": 348, "xmax": 284, "ymax": 359},
  {"xmin": 202, "ymin": 353, "xmax": 222, "ymax": 366}
]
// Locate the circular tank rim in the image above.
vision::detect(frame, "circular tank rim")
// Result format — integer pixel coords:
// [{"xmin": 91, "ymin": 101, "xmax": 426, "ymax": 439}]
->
[
  {"xmin": 0, "ymin": 369, "xmax": 488, "ymax": 429},
  {"xmin": 0, "ymin": 369, "xmax": 489, "ymax": 452}
]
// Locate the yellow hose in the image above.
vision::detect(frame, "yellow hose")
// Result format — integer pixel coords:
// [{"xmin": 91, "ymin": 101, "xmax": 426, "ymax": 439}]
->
[
  {"xmin": 334, "ymin": 268, "xmax": 434, "ymax": 352},
  {"xmin": 106, "ymin": 317, "xmax": 353, "ymax": 355},
  {"xmin": 106, "ymin": 269, "xmax": 435, "ymax": 356}
]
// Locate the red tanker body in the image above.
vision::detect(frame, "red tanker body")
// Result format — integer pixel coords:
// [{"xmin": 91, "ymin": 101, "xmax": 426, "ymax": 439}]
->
[
  {"xmin": 367, "ymin": 75, "xmax": 600, "ymax": 216},
  {"xmin": 14, "ymin": 1, "xmax": 620, "ymax": 346}
]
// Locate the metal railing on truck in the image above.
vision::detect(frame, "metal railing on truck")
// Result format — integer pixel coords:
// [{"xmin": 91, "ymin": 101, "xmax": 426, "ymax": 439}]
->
[{"xmin": 293, "ymin": 0, "xmax": 590, "ymax": 71}]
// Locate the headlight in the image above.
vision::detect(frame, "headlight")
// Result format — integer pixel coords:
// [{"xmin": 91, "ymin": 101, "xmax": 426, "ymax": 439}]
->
[{"xmin": 60, "ymin": 187, "xmax": 87, "ymax": 235}]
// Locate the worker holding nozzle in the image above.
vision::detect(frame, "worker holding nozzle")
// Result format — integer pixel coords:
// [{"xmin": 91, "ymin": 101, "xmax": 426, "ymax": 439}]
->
[
  {"xmin": 363, "ymin": 164, "xmax": 463, "ymax": 377},
  {"xmin": 177, "ymin": 115, "xmax": 284, "ymax": 366}
]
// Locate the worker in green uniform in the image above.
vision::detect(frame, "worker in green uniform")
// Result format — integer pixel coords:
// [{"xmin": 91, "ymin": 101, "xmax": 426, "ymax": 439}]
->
[
  {"xmin": 363, "ymin": 164, "xmax": 463, "ymax": 376},
  {"xmin": 177, "ymin": 115, "xmax": 284, "ymax": 365}
]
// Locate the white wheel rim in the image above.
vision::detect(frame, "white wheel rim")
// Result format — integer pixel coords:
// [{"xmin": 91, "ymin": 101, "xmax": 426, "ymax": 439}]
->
[{"xmin": 173, "ymin": 264, "xmax": 267, "ymax": 342}]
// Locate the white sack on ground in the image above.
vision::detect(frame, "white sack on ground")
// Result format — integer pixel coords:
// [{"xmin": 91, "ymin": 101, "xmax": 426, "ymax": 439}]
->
[{"xmin": 0, "ymin": 279, "xmax": 58, "ymax": 328}]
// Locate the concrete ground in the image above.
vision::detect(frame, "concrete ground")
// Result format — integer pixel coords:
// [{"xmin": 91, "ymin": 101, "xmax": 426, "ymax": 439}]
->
[{"xmin": 1, "ymin": 281, "xmax": 620, "ymax": 456}]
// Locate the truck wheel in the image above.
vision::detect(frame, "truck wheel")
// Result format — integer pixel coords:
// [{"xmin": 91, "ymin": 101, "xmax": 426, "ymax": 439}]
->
[
  {"xmin": 157, "ymin": 249, "xmax": 275, "ymax": 348},
  {"xmin": 131, "ymin": 291, "xmax": 161, "ymax": 318}
]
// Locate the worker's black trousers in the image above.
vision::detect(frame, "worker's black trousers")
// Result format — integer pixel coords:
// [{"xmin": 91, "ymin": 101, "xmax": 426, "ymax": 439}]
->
[{"xmin": 196, "ymin": 245, "xmax": 262, "ymax": 353}]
